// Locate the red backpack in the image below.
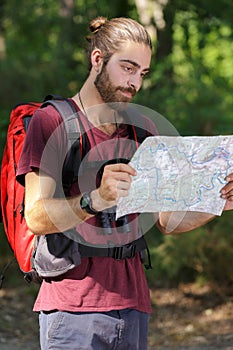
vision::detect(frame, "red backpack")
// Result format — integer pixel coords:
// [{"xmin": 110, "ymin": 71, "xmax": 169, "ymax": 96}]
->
[{"xmin": 0, "ymin": 96, "xmax": 82, "ymax": 275}]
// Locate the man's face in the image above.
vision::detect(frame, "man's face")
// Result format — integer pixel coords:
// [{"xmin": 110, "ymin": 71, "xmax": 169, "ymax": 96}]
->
[{"xmin": 94, "ymin": 42, "xmax": 151, "ymax": 107}]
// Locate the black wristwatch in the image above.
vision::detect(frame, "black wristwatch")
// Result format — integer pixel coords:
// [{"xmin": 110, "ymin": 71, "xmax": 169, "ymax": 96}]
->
[{"xmin": 80, "ymin": 192, "xmax": 99, "ymax": 215}]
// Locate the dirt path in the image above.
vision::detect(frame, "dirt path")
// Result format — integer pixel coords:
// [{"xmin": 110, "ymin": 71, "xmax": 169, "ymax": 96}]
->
[
  {"xmin": 0, "ymin": 283, "xmax": 39, "ymax": 350},
  {"xmin": 0, "ymin": 282, "xmax": 232, "ymax": 349},
  {"xmin": 149, "ymin": 284, "xmax": 233, "ymax": 349}
]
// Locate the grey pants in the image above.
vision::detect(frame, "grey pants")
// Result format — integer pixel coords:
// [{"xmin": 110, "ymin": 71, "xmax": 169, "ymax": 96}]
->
[{"xmin": 39, "ymin": 308, "xmax": 150, "ymax": 350}]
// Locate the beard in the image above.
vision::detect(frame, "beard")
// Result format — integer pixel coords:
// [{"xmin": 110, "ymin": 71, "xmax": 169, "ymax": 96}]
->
[{"xmin": 94, "ymin": 64, "xmax": 136, "ymax": 111}]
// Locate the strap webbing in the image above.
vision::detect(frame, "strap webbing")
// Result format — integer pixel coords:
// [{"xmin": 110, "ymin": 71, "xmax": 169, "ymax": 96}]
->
[{"xmin": 78, "ymin": 236, "xmax": 147, "ymax": 260}]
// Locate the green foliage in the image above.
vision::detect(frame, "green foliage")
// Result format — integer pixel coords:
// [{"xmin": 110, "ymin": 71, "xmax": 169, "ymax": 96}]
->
[
  {"xmin": 0, "ymin": 0, "xmax": 136, "ymax": 104},
  {"xmin": 146, "ymin": 212, "xmax": 233, "ymax": 289},
  {"xmin": 138, "ymin": 7, "xmax": 233, "ymax": 137}
]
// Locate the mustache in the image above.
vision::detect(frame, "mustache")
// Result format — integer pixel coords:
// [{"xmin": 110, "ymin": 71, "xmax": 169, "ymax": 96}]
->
[{"xmin": 116, "ymin": 86, "xmax": 136, "ymax": 97}]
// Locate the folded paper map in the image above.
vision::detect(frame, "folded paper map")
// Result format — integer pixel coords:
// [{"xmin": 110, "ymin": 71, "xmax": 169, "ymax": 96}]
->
[{"xmin": 116, "ymin": 135, "xmax": 233, "ymax": 218}]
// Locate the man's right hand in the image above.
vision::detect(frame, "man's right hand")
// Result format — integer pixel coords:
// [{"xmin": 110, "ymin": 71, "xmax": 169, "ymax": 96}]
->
[{"xmin": 91, "ymin": 163, "xmax": 137, "ymax": 212}]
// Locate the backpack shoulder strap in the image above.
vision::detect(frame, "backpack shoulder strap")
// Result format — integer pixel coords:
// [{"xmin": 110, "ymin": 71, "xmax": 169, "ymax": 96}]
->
[
  {"xmin": 42, "ymin": 96, "xmax": 82, "ymax": 149},
  {"xmin": 41, "ymin": 96, "xmax": 86, "ymax": 191},
  {"xmin": 122, "ymin": 106, "xmax": 148, "ymax": 147}
]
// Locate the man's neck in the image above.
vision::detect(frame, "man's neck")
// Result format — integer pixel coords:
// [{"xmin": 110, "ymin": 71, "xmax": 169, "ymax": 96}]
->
[{"xmin": 72, "ymin": 81, "xmax": 123, "ymax": 132}]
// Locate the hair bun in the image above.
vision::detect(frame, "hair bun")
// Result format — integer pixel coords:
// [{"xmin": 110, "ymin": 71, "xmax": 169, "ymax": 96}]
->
[{"xmin": 89, "ymin": 16, "xmax": 108, "ymax": 34}]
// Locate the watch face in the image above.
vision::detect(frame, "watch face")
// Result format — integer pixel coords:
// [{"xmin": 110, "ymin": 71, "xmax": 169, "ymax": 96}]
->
[
  {"xmin": 81, "ymin": 193, "xmax": 90, "ymax": 209},
  {"xmin": 80, "ymin": 192, "xmax": 98, "ymax": 214},
  {"xmin": 81, "ymin": 195, "xmax": 89, "ymax": 208}
]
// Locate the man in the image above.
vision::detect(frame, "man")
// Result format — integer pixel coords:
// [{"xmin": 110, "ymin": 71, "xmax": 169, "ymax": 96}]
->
[{"xmin": 17, "ymin": 16, "xmax": 233, "ymax": 350}]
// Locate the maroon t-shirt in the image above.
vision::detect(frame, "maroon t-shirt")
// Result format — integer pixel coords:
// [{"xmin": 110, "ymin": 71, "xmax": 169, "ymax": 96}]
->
[{"xmin": 17, "ymin": 99, "xmax": 157, "ymax": 313}]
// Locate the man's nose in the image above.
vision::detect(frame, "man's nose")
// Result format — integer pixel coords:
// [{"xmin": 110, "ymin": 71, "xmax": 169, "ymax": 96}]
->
[{"xmin": 128, "ymin": 74, "xmax": 142, "ymax": 92}]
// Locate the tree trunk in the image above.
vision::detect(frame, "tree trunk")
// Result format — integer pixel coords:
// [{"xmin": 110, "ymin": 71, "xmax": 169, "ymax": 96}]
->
[{"xmin": 156, "ymin": 2, "xmax": 174, "ymax": 60}]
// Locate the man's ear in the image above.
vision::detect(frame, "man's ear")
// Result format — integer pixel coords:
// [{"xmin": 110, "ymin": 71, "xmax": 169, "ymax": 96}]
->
[{"xmin": 91, "ymin": 49, "xmax": 104, "ymax": 73}]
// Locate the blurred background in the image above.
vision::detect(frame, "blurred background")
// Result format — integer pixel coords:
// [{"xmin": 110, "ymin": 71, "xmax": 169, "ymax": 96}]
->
[{"xmin": 0, "ymin": 0, "xmax": 233, "ymax": 327}]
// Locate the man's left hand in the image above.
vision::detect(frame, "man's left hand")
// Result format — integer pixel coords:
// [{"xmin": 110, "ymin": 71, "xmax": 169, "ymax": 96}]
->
[{"xmin": 221, "ymin": 173, "xmax": 233, "ymax": 210}]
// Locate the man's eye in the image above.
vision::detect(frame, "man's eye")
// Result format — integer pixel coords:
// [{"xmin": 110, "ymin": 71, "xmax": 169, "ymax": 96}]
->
[
  {"xmin": 122, "ymin": 65, "xmax": 134, "ymax": 73},
  {"xmin": 141, "ymin": 72, "xmax": 148, "ymax": 78}
]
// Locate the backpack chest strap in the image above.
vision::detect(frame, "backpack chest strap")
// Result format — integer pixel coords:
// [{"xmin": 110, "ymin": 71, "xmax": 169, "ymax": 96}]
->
[{"xmin": 78, "ymin": 236, "xmax": 147, "ymax": 260}]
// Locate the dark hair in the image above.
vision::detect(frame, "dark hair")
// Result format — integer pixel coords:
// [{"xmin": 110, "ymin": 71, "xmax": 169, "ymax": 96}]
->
[{"xmin": 86, "ymin": 16, "xmax": 152, "ymax": 70}]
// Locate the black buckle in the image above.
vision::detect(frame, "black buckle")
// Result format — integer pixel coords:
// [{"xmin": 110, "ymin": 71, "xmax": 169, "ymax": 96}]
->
[{"xmin": 112, "ymin": 244, "xmax": 136, "ymax": 260}]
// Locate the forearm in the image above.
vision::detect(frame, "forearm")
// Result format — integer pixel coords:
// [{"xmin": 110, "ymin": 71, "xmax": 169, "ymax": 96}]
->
[
  {"xmin": 24, "ymin": 163, "xmax": 136, "ymax": 235},
  {"xmin": 158, "ymin": 211, "xmax": 216, "ymax": 234},
  {"xmin": 25, "ymin": 194, "xmax": 92, "ymax": 235}
]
